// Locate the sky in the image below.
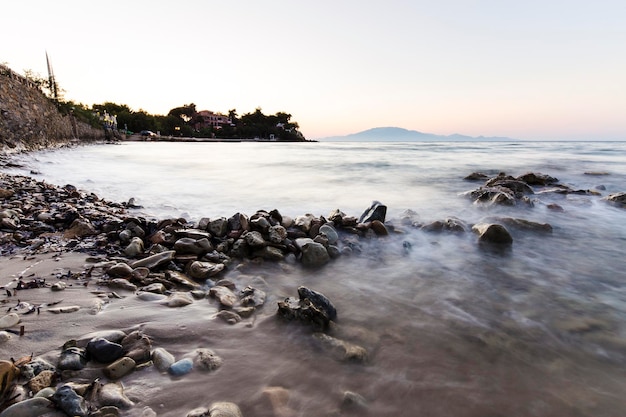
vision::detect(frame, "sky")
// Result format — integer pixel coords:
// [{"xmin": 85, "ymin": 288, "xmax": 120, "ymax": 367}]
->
[{"xmin": 2, "ymin": 0, "xmax": 625, "ymax": 140}]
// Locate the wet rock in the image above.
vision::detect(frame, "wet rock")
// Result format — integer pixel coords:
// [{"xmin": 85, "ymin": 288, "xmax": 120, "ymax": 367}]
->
[
  {"xmin": 516, "ymin": 172, "xmax": 558, "ymax": 185},
  {"xmin": 359, "ymin": 200, "xmax": 387, "ymax": 223},
  {"xmin": 152, "ymin": 347, "xmax": 176, "ymax": 372},
  {"xmin": 106, "ymin": 263, "xmax": 133, "ymax": 278},
  {"xmin": 168, "ymin": 358, "xmax": 193, "ymax": 376},
  {"xmin": 130, "ymin": 250, "xmax": 176, "ymax": 269},
  {"xmin": 492, "ymin": 217, "xmax": 552, "ymax": 233},
  {"xmin": 50, "ymin": 281, "xmax": 66, "ymax": 291},
  {"xmin": 48, "ymin": 305, "xmax": 81, "ymax": 314},
  {"xmin": 251, "ymin": 216, "xmax": 271, "ymax": 233},
  {"xmin": 466, "ymin": 186, "xmax": 516, "ymax": 206},
  {"xmin": 277, "ymin": 297, "xmax": 332, "ymax": 330},
  {"xmin": 27, "ymin": 370, "xmax": 55, "ymax": 394},
  {"xmin": 64, "ymin": 218, "xmax": 97, "ymax": 239},
  {"xmin": 464, "ymin": 172, "xmax": 490, "ymax": 181},
  {"xmin": 194, "ymin": 348, "xmax": 223, "ymax": 371},
  {"xmin": 294, "ymin": 214, "xmax": 316, "ymax": 232},
  {"xmin": 139, "ymin": 283, "xmax": 166, "ymax": 294},
  {"xmin": 108, "ymin": 278, "xmax": 137, "ymax": 292},
  {"xmin": 606, "ymin": 192, "xmax": 626, "ymax": 207},
  {"xmin": 261, "ymin": 386, "xmax": 296, "ymax": 417},
  {"xmin": 53, "ymin": 385, "xmax": 89, "ymax": 417},
  {"xmin": 87, "ymin": 337, "xmax": 124, "ymax": 363},
  {"xmin": 240, "ymin": 286, "xmax": 266, "ymax": 307},
  {"xmin": 209, "ymin": 402, "xmax": 243, "ymax": 417},
  {"xmin": 267, "ymin": 224, "xmax": 287, "ymax": 244},
  {"xmin": 216, "ymin": 310, "xmax": 242, "ymax": 325},
  {"xmin": 0, "ymin": 312, "xmax": 20, "ymax": 329},
  {"xmin": 208, "ymin": 217, "xmax": 229, "ymax": 237},
  {"xmin": 209, "ymin": 286, "xmax": 237, "ymax": 308},
  {"xmin": 341, "ymin": 391, "xmax": 369, "ymax": 411},
  {"xmin": 58, "ymin": 346, "xmax": 88, "ymax": 371},
  {"xmin": 252, "ymin": 245, "xmax": 285, "ymax": 261},
  {"xmin": 485, "ymin": 178, "xmax": 534, "ymax": 195},
  {"xmin": 97, "ymin": 382, "xmax": 134, "ymax": 409},
  {"xmin": 187, "ymin": 408, "xmax": 210, "ymax": 417},
  {"xmin": 174, "ymin": 237, "xmax": 213, "ymax": 255},
  {"xmin": 103, "ymin": 357, "xmax": 136, "ymax": 380},
  {"xmin": 369, "ymin": 219, "xmax": 389, "ymax": 236},
  {"xmin": 421, "ymin": 217, "xmax": 468, "ymax": 233},
  {"xmin": 163, "ymin": 292, "xmax": 194, "ymax": 308},
  {"xmin": 472, "ymin": 223, "xmax": 513, "ymax": 246},
  {"xmin": 312, "ymin": 333, "xmax": 368, "ymax": 363},
  {"xmin": 121, "ymin": 331, "xmax": 152, "ymax": 363},
  {"xmin": 124, "ymin": 236, "xmax": 144, "ymax": 257},
  {"xmin": 0, "ymin": 331, "xmax": 11, "ymax": 343},
  {"xmin": 298, "ymin": 286, "xmax": 337, "ymax": 320},
  {"xmin": 188, "ymin": 260, "xmax": 225, "ymax": 280},
  {"xmin": 243, "ymin": 230, "xmax": 266, "ymax": 247},
  {"xmin": 318, "ymin": 224, "xmax": 339, "ymax": 244},
  {"xmin": 300, "ymin": 241, "xmax": 329, "ymax": 267},
  {"xmin": 166, "ymin": 270, "xmax": 201, "ymax": 289},
  {"xmin": 0, "ymin": 397, "xmax": 53, "ymax": 417}
]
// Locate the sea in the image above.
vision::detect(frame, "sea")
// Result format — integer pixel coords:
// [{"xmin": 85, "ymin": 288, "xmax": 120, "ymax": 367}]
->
[{"xmin": 3, "ymin": 140, "xmax": 626, "ymax": 416}]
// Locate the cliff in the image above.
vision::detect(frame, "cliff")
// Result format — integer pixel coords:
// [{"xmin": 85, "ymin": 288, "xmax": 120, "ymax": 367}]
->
[{"xmin": 0, "ymin": 65, "xmax": 105, "ymax": 153}]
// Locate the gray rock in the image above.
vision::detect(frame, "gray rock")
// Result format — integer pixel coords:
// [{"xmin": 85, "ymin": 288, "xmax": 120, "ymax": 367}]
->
[
  {"xmin": 277, "ymin": 297, "xmax": 331, "ymax": 330},
  {"xmin": 244, "ymin": 230, "xmax": 266, "ymax": 247},
  {"xmin": 268, "ymin": 224, "xmax": 287, "ymax": 243},
  {"xmin": 252, "ymin": 246, "xmax": 284, "ymax": 261},
  {"xmin": 163, "ymin": 292, "xmax": 194, "ymax": 308},
  {"xmin": 53, "ymin": 385, "xmax": 88, "ymax": 417},
  {"xmin": 209, "ymin": 401, "xmax": 243, "ymax": 417},
  {"xmin": 312, "ymin": 333, "xmax": 368, "ymax": 363},
  {"xmin": 300, "ymin": 241, "xmax": 329, "ymax": 267},
  {"xmin": 96, "ymin": 382, "xmax": 134, "ymax": 409},
  {"xmin": 209, "ymin": 286, "xmax": 237, "ymax": 308},
  {"xmin": 152, "ymin": 347, "xmax": 176, "ymax": 372},
  {"xmin": 318, "ymin": 224, "xmax": 339, "ymax": 244},
  {"xmin": 106, "ymin": 263, "xmax": 133, "ymax": 278},
  {"xmin": 121, "ymin": 331, "xmax": 152, "ymax": 364},
  {"xmin": 87, "ymin": 337, "xmax": 124, "ymax": 363},
  {"xmin": 103, "ymin": 357, "xmax": 136, "ymax": 380},
  {"xmin": 240, "ymin": 286, "xmax": 266, "ymax": 307},
  {"xmin": 516, "ymin": 172, "xmax": 558, "ymax": 185},
  {"xmin": 124, "ymin": 236, "xmax": 144, "ymax": 257},
  {"xmin": 606, "ymin": 192, "xmax": 626, "ymax": 207},
  {"xmin": 174, "ymin": 237, "xmax": 213, "ymax": 255},
  {"xmin": 194, "ymin": 348, "xmax": 223, "ymax": 371},
  {"xmin": 108, "ymin": 278, "xmax": 137, "ymax": 292},
  {"xmin": 0, "ymin": 397, "xmax": 53, "ymax": 417},
  {"xmin": 139, "ymin": 283, "xmax": 167, "ymax": 294},
  {"xmin": 208, "ymin": 217, "xmax": 229, "ymax": 237},
  {"xmin": 58, "ymin": 347, "xmax": 88, "ymax": 371},
  {"xmin": 130, "ymin": 250, "xmax": 176, "ymax": 269}
]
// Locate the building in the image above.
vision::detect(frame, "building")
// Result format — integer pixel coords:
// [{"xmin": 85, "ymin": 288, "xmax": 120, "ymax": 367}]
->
[{"xmin": 195, "ymin": 110, "xmax": 231, "ymax": 130}]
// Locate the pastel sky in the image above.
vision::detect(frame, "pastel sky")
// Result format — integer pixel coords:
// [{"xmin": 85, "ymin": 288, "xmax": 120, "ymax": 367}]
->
[{"xmin": 2, "ymin": 0, "xmax": 625, "ymax": 140}]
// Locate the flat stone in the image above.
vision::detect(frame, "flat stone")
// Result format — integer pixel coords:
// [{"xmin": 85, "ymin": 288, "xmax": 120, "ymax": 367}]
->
[
  {"xmin": 0, "ymin": 313, "xmax": 20, "ymax": 329},
  {"xmin": 188, "ymin": 260, "xmax": 225, "ymax": 280},
  {"xmin": 104, "ymin": 357, "xmax": 136, "ymax": 380},
  {"xmin": 152, "ymin": 347, "xmax": 176, "ymax": 372},
  {"xmin": 130, "ymin": 250, "xmax": 176, "ymax": 269}
]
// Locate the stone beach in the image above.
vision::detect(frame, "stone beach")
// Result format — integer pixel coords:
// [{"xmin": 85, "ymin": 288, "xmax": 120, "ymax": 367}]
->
[{"xmin": 1, "ymin": 163, "xmax": 625, "ymax": 417}]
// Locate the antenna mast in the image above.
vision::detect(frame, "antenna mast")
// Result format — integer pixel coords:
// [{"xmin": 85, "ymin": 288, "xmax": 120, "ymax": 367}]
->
[{"xmin": 45, "ymin": 51, "xmax": 58, "ymax": 100}]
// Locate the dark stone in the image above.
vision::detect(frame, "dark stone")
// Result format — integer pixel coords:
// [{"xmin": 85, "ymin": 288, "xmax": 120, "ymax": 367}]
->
[
  {"xmin": 57, "ymin": 347, "xmax": 88, "ymax": 371},
  {"xmin": 87, "ymin": 337, "xmax": 124, "ymax": 363},
  {"xmin": 53, "ymin": 385, "xmax": 88, "ymax": 417},
  {"xmin": 358, "ymin": 201, "xmax": 387, "ymax": 223},
  {"xmin": 298, "ymin": 286, "xmax": 337, "ymax": 320},
  {"xmin": 516, "ymin": 172, "xmax": 558, "ymax": 185}
]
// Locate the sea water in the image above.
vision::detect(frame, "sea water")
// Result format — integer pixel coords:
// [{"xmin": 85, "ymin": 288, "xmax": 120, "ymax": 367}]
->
[{"xmin": 4, "ymin": 141, "xmax": 626, "ymax": 416}]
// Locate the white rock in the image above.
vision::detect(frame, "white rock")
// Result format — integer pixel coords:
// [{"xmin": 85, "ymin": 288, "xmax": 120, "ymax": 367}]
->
[{"xmin": 0, "ymin": 313, "xmax": 20, "ymax": 329}]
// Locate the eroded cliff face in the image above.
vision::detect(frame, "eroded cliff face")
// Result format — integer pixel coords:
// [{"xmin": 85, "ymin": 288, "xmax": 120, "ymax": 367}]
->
[{"xmin": 0, "ymin": 69, "xmax": 104, "ymax": 153}]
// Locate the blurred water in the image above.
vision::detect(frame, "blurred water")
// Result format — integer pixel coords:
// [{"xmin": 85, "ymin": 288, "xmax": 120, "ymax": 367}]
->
[{"xmin": 4, "ymin": 140, "xmax": 626, "ymax": 416}]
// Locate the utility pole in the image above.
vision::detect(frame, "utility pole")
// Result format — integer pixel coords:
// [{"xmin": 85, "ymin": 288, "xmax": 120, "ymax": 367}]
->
[{"xmin": 45, "ymin": 51, "xmax": 58, "ymax": 100}]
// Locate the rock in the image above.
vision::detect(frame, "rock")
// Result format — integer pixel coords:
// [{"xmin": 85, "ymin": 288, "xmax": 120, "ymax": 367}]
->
[
  {"xmin": 312, "ymin": 333, "xmax": 368, "ymax": 363},
  {"xmin": 472, "ymin": 223, "xmax": 513, "ymax": 246},
  {"xmin": 108, "ymin": 278, "xmax": 137, "ymax": 292},
  {"xmin": 228, "ymin": 212, "xmax": 249, "ymax": 233},
  {"xmin": 240, "ymin": 286, "xmax": 266, "ymax": 307},
  {"xmin": 174, "ymin": 237, "xmax": 213, "ymax": 255},
  {"xmin": 106, "ymin": 263, "xmax": 133, "ymax": 278},
  {"xmin": 209, "ymin": 286, "xmax": 237, "ymax": 308},
  {"xmin": 58, "ymin": 347, "xmax": 88, "ymax": 371},
  {"xmin": 124, "ymin": 236, "xmax": 144, "ymax": 257},
  {"xmin": 48, "ymin": 305, "xmax": 81, "ymax": 314},
  {"xmin": 216, "ymin": 310, "xmax": 242, "ymax": 325},
  {"xmin": 53, "ymin": 385, "xmax": 89, "ymax": 417},
  {"xmin": 121, "ymin": 331, "xmax": 152, "ymax": 363},
  {"xmin": 606, "ymin": 192, "xmax": 626, "ymax": 207},
  {"xmin": 421, "ymin": 217, "xmax": 468, "ymax": 233},
  {"xmin": 466, "ymin": 186, "xmax": 516, "ymax": 206},
  {"xmin": 209, "ymin": 402, "xmax": 243, "ymax": 417},
  {"xmin": 369, "ymin": 219, "xmax": 389, "ymax": 236},
  {"xmin": 268, "ymin": 225, "xmax": 288, "ymax": 243},
  {"xmin": 208, "ymin": 217, "xmax": 229, "ymax": 237},
  {"xmin": 516, "ymin": 172, "xmax": 558, "ymax": 185},
  {"xmin": 163, "ymin": 292, "xmax": 194, "ymax": 308},
  {"xmin": 277, "ymin": 297, "xmax": 331, "ymax": 330},
  {"xmin": 194, "ymin": 348, "xmax": 223, "ymax": 371},
  {"xmin": 485, "ymin": 178, "xmax": 534, "ymax": 195},
  {"xmin": 494, "ymin": 217, "xmax": 552, "ymax": 233},
  {"xmin": 64, "ymin": 218, "xmax": 97, "ymax": 239},
  {"xmin": 130, "ymin": 250, "xmax": 176, "ymax": 269},
  {"xmin": 19, "ymin": 358, "xmax": 56, "ymax": 379},
  {"xmin": 87, "ymin": 337, "xmax": 124, "ymax": 363},
  {"xmin": 261, "ymin": 386, "xmax": 296, "ymax": 417},
  {"xmin": 27, "ymin": 370, "xmax": 55, "ymax": 394},
  {"xmin": 252, "ymin": 246, "xmax": 285, "ymax": 261},
  {"xmin": 139, "ymin": 283, "xmax": 166, "ymax": 294},
  {"xmin": 50, "ymin": 281, "xmax": 67, "ymax": 291},
  {"xmin": 300, "ymin": 241, "xmax": 330, "ymax": 267},
  {"xmin": 166, "ymin": 270, "xmax": 201, "ymax": 289},
  {"xmin": 97, "ymin": 382, "xmax": 134, "ymax": 409},
  {"xmin": 103, "ymin": 357, "xmax": 136, "ymax": 380},
  {"xmin": 341, "ymin": 391, "xmax": 369, "ymax": 410},
  {"xmin": 298, "ymin": 287, "xmax": 337, "ymax": 320},
  {"xmin": 359, "ymin": 201, "xmax": 387, "ymax": 223},
  {"xmin": 0, "ymin": 397, "xmax": 53, "ymax": 417},
  {"xmin": 187, "ymin": 408, "xmax": 210, "ymax": 417},
  {"xmin": 244, "ymin": 230, "xmax": 266, "ymax": 247},
  {"xmin": 294, "ymin": 214, "xmax": 316, "ymax": 232},
  {"xmin": 168, "ymin": 358, "xmax": 193, "ymax": 376},
  {"xmin": 464, "ymin": 172, "xmax": 490, "ymax": 181},
  {"xmin": 0, "ymin": 313, "xmax": 20, "ymax": 329},
  {"xmin": 33, "ymin": 387, "xmax": 55, "ymax": 399},
  {"xmin": 318, "ymin": 224, "xmax": 339, "ymax": 244},
  {"xmin": 152, "ymin": 347, "xmax": 176, "ymax": 372},
  {"xmin": 0, "ymin": 331, "xmax": 11, "ymax": 343},
  {"xmin": 188, "ymin": 260, "xmax": 225, "ymax": 280},
  {"xmin": 250, "ymin": 216, "xmax": 271, "ymax": 233}
]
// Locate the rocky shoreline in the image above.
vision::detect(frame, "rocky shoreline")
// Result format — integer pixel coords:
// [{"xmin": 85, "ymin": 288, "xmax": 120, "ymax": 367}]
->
[{"xmin": 1, "ymin": 167, "xmax": 625, "ymax": 417}]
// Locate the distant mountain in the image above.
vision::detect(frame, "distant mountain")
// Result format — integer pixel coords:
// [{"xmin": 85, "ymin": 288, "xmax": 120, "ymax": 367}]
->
[{"xmin": 318, "ymin": 127, "xmax": 515, "ymax": 142}]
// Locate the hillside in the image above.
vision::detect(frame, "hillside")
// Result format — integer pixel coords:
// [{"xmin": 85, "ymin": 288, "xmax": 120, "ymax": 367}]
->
[{"xmin": 319, "ymin": 127, "xmax": 514, "ymax": 142}]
